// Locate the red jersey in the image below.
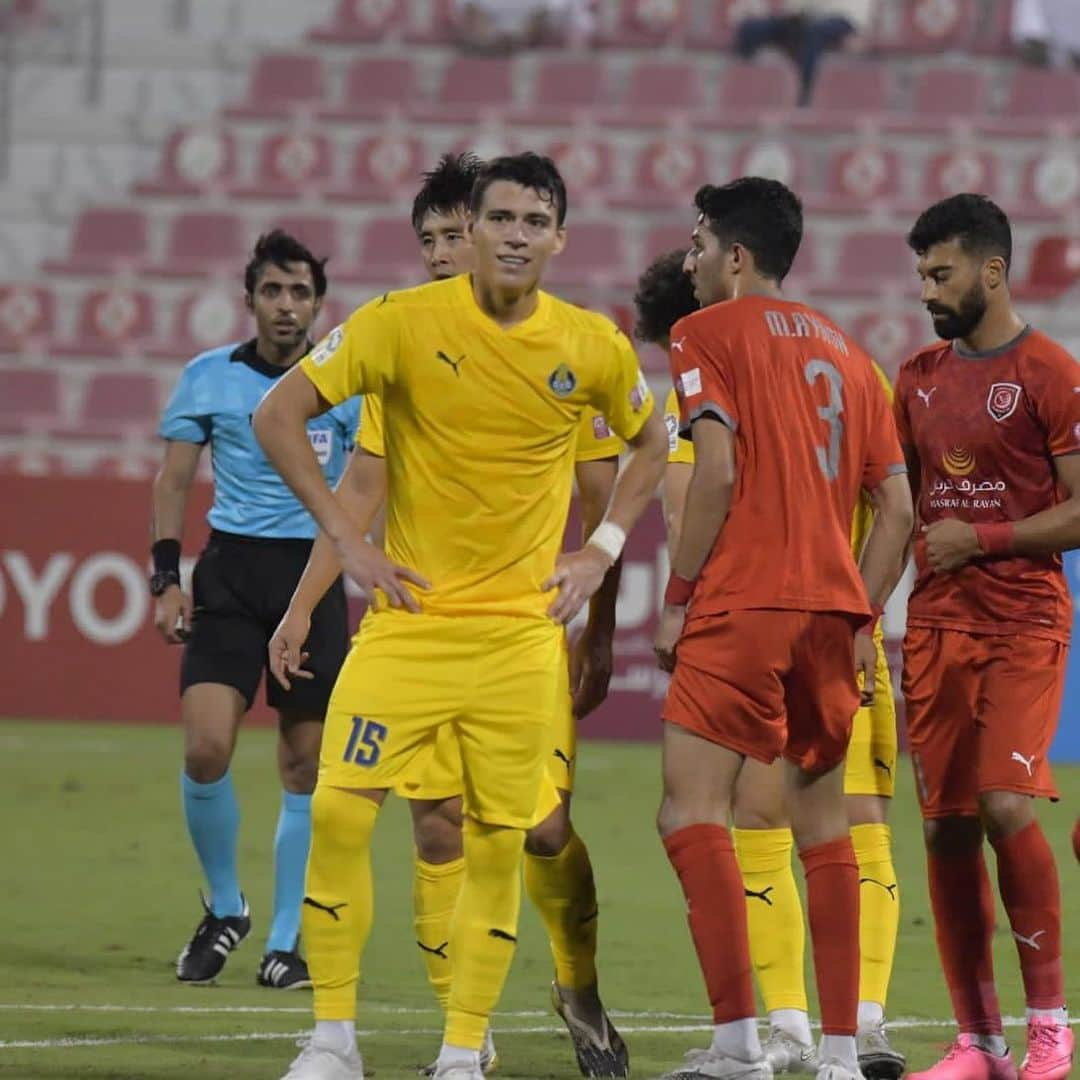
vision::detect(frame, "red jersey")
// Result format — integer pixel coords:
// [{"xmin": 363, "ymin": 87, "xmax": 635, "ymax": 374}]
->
[
  {"xmin": 670, "ymin": 295, "xmax": 905, "ymax": 619},
  {"xmin": 894, "ymin": 326, "xmax": 1080, "ymax": 643}
]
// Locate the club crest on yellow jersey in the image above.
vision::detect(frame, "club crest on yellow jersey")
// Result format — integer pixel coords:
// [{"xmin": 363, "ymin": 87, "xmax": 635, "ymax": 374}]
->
[{"xmin": 548, "ymin": 363, "xmax": 577, "ymax": 396}]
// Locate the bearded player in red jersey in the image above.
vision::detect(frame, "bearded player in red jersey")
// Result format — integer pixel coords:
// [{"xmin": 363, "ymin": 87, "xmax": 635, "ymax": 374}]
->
[
  {"xmin": 653, "ymin": 178, "xmax": 914, "ymax": 1080},
  {"xmin": 895, "ymin": 194, "xmax": 1080, "ymax": 1080}
]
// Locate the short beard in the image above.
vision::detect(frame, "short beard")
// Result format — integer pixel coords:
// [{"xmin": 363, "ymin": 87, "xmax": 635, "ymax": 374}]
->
[{"xmin": 927, "ymin": 280, "xmax": 987, "ymax": 341}]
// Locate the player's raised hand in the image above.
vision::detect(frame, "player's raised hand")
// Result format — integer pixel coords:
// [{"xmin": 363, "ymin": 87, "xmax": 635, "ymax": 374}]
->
[
  {"xmin": 269, "ymin": 606, "xmax": 313, "ymax": 690},
  {"xmin": 154, "ymin": 584, "xmax": 192, "ymax": 644},
  {"xmin": 924, "ymin": 517, "xmax": 980, "ymax": 573},
  {"xmin": 654, "ymin": 603, "xmax": 686, "ymax": 673},
  {"xmin": 334, "ymin": 531, "xmax": 430, "ymax": 612},
  {"xmin": 854, "ymin": 632, "xmax": 877, "ymax": 706},
  {"xmin": 544, "ymin": 546, "xmax": 613, "ymax": 625},
  {"xmin": 570, "ymin": 624, "xmax": 614, "ymax": 719}
]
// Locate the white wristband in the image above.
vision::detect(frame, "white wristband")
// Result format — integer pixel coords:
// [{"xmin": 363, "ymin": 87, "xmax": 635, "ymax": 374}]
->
[{"xmin": 586, "ymin": 521, "xmax": 626, "ymax": 563}]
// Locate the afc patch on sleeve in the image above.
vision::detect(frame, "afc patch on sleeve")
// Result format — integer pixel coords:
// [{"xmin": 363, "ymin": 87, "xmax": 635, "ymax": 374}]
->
[
  {"xmin": 310, "ymin": 325, "xmax": 344, "ymax": 367},
  {"xmin": 629, "ymin": 369, "xmax": 650, "ymax": 412},
  {"xmin": 664, "ymin": 411, "xmax": 679, "ymax": 453},
  {"xmin": 680, "ymin": 368, "xmax": 702, "ymax": 397},
  {"xmin": 307, "ymin": 428, "xmax": 332, "ymax": 466}
]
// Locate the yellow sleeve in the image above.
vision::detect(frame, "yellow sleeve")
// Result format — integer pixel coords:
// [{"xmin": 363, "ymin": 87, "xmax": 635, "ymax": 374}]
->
[
  {"xmin": 574, "ymin": 407, "xmax": 623, "ymax": 462},
  {"xmin": 356, "ymin": 395, "xmax": 385, "ymax": 456},
  {"xmin": 850, "ymin": 363, "xmax": 894, "ymax": 555},
  {"xmin": 872, "ymin": 360, "xmax": 894, "ymax": 402},
  {"xmin": 664, "ymin": 387, "xmax": 694, "ymax": 465},
  {"xmin": 587, "ymin": 328, "xmax": 654, "ymax": 444},
  {"xmin": 300, "ymin": 296, "xmax": 399, "ymax": 406}
]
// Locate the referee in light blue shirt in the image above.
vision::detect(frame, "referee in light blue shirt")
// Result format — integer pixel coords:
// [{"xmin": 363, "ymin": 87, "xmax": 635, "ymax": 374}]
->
[{"xmin": 150, "ymin": 230, "xmax": 359, "ymax": 989}]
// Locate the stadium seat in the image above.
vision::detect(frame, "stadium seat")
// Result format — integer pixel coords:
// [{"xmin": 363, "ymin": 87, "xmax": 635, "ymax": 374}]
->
[
  {"xmin": 345, "ymin": 215, "xmax": 426, "ymax": 285},
  {"xmin": 0, "ymin": 369, "xmax": 61, "ymax": 434},
  {"xmin": 148, "ymin": 211, "xmax": 248, "ymax": 278},
  {"xmin": 231, "ymin": 132, "xmax": 333, "ymax": 200},
  {"xmin": 816, "ymin": 230, "xmax": 914, "ymax": 297},
  {"xmin": 147, "ymin": 291, "xmax": 249, "ymax": 362},
  {"xmin": 785, "ymin": 232, "xmax": 821, "ymax": 288},
  {"xmin": 610, "ymin": 138, "xmax": 709, "ymax": 210},
  {"xmin": 0, "ymin": 285, "xmax": 54, "ymax": 353},
  {"xmin": 134, "ymin": 128, "xmax": 236, "ymax": 197},
  {"xmin": 309, "ymin": 0, "xmax": 405, "ymax": 43},
  {"xmin": 887, "ymin": 65, "xmax": 990, "ymax": 133},
  {"xmin": 271, "ymin": 215, "xmax": 343, "ymax": 264},
  {"xmin": 43, "ymin": 207, "xmax": 149, "ymax": 276},
  {"xmin": 914, "ymin": 147, "xmax": 1002, "ymax": 208},
  {"xmin": 546, "ymin": 138, "xmax": 616, "ymax": 201},
  {"xmin": 326, "ymin": 133, "xmax": 424, "ymax": 204},
  {"xmin": 791, "ymin": 61, "xmax": 892, "ymax": 131},
  {"xmin": 732, "ymin": 138, "xmax": 806, "ymax": 190},
  {"xmin": 809, "ymin": 144, "xmax": 901, "ymax": 214},
  {"xmin": 546, "ymin": 223, "xmax": 624, "ymax": 287},
  {"xmin": 1019, "ymin": 234, "xmax": 1080, "ymax": 300},
  {"xmin": 68, "ymin": 372, "xmax": 161, "ymax": 438},
  {"xmin": 704, "ymin": 59, "xmax": 800, "ymax": 128},
  {"xmin": 508, "ymin": 57, "xmax": 610, "ymax": 125},
  {"xmin": 883, "ymin": 0, "xmax": 978, "ymax": 52},
  {"xmin": 643, "ymin": 222, "xmax": 693, "ymax": 261},
  {"xmin": 225, "ymin": 53, "xmax": 326, "ymax": 121},
  {"xmin": 850, "ymin": 310, "xmax": 928, "ymax": 379},
  {"xmin": 597, "ymin": 0, "xmax": 687, "ymax": 48},
  {"xmin": 1016, "ymin": 148, "xmax": 1080, "ymax": 220},
  {"xmin": 51, "ymin": 287, "xmax": 155, "ymax": 358},
  {"xmin": 320, "ymin": 57, "xmax": 419, "ymax": 122},
  {"xmin": 981, "ymin": 68, "xmax": 1080, "ymax": 134},
  {"xmin": 688, "ymin": 0, "xmax": 784, "ymax": 50},
  {"xmin": 604, "ymin": 59, "xmax": 705, "ymax": 126},
  {"xmin": 411, "ymin": 57, "xmax": 514, "ymax": 123}
]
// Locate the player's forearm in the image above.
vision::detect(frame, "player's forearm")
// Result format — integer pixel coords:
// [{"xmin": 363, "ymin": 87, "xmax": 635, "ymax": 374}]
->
[
  {"xmin": 577, "ymin": 458, "xmax": 621, "ymax": 634},
  {"xmin": 671, "ymin": 470, "xmax": 732, "ymax": 581},
  {"xmin": 1007, "ymin": 498, "xmax": 1080, "ymax": 558},
  {"xmin": 662, "ymin": 463, "xmax": 691, "ymax": 558},
  {"xmin": 860, "ymin": 474, "xmax": 915, "ymax": 608},
  {"xmin": 600, "ymin": 415, "xmax": 667, "ymax": 538},
  {"xmin": 151, "ymin": 475, "xmax": 188, "ymax": 543}
]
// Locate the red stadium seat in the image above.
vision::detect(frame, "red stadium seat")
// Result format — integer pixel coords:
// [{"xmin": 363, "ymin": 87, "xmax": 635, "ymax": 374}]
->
[
  {"xmin": 547, "ymin": 138, "xmax": 616, "ymax": 200},
  {"xmin": 1021, "ymin": 234, "xmax": 1080, "ymax": 300},
  {"xmin": 51, "ymin": 287, "xmax": 155, "ymax": 358},
  {"xmin": 810, "ymin": 144, "xmax": 901, "ymax": 214},
  {"xmin": 792, "ymin": 61, "xmax": 892, "ymax": 131},
  {"xmin": 981, "ymin": 68, "xmax": 1080, "ymax": 134},
  {"xmin": 148, "ymin": 211, "xmax": 248, "ymax": 278},
  {"xmin": 887, "ymin": 65, "xmax": 990, "ymax": 133},
  {"xmin": 817, "ymin": 230, "xmax": 913, "ymax": 297},
  {"xmin": 785, "ymin": 233, "xmax": 821, "ymax": 288},
  {"xmin": 643, "ymin": 223, "xmax": 692, "ymax": 262},
  {"xmin": 0, "ymin": 285, "xmax": 54, "ymax": 353},
  {"xmin": 0, "ymin": 369, "xmax": 61, "ymax": 434},
  {"xmin": 326, "ymin": 133, "xmax": 424, "ymax": 204},
  {"xmin": 411, "ymin": 57, "xmax": 513, "ymax": 123},
  {"xmin": 272, "ymin": 215, "xmax": 343, "ymax": 264},
  {"xmin": 689, "ymin": 0, "xmax": 784, "ymax": 50},
  {"xmin": 70, "ymin": 372, "xmax": 161, "ymax": 438},
  {"xmin": 147, "ymin": 291, "xmax": 249, "ymax": 362},
  {"xmin": 610, "ymin": 138, "xmax": 709, "ymax": 210},
  {"xmin": 231, "ymin": 132, "xmax": 333, "ymax": 200},
  {"xmin": 134, "ymin": 128, "xmax": 236, "ymax": 197},
  {"xmin": 509, "ymin": 57, "xmax": 610, "ymax": 125},
  {"xmin": 345, "ymin": 215, "xmax": 425, "ymax": 285},
  {"xmin": 43, "ymin": 208, "xmax": 149, "ymax": 276},
  {"xmin": 885, "ymin": 0, "xmax": 977, "ymax": 52},
  {"xmin": 915, "ymin": 147, "xmax": 1002, "ymax": 207},
  {"xmin": 605, "ymin": 59, "xmax": 704, "ymax": 126},
  {"xmin": 320, "ymin": 57, "xmax": 419, "ymax": 122},
  {"xmin": 546, "ymin": 223, "xmax": 624, "ymax": 287},
  {"xmin": 850, "ymin": 311, "xmax": 928, "ymax": 380},
  {"xmin": 706, "ymin": 59, "xmax": 800, "ymax": 128},
  {"xmin": 599, "ymin": 0, "xmax": 687, "ymax": 48},
  {"xmin": 309, "ymin": 0, "xmax": 405, "ymax": 43},
  {"xmin": 1016, "ymin": 148, "xmax": 1080, "ymax": 220},
  {"xmin": 225, "ymin": 53, "xmax": 326, "ymax": 121},
  {"xmin": 732, "ymin": 138, "xmax": 807, "ymax": 191}
]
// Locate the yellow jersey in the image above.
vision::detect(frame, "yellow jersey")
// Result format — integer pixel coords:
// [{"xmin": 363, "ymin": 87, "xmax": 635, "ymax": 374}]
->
[
  {"xmin": 302, "ymin": 274, "xmax": 653, "ymax": 619},
  {"xmin": 664, "ymin": 365, "xmax": 894, "ymax": 558}
]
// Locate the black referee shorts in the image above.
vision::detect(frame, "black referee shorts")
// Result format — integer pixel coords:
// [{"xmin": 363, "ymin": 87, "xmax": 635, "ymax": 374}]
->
[{"xmin": 180, "ymin": 530, "xmax": 348, "ymax": 716}]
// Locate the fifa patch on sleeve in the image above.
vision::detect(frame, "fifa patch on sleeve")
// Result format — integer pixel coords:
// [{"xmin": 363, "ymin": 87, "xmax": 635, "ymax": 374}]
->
[
  {"xmin": 311, "ymin": 325, "xmax": 344, "ymax": 367},
  {"xmin": 665, "ymin": 412, "xmax": 679, "ymax": 453},
  {"xmin": 308, "ymin": 429, "xmax": 332, "ymax": 465},
  {"xmin": 629, "ymin": 369, "xmax": 650, "ymax": 412},
  {"xmin": 592, "ymin": 414, "xmax": 611, "ymax": 440},
  {"xmin": 681, "ymin": 368, "xmax": 702, "ymax": 397}
]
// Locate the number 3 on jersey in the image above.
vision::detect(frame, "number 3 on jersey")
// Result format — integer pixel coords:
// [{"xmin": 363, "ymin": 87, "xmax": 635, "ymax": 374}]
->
[
  {"xmin": 805, "ymin": 359, "xmax": 844, "ymax": 481},
  {"xmin": 342, "ymin": 717, "xmax": 387, "ymax": 767}
]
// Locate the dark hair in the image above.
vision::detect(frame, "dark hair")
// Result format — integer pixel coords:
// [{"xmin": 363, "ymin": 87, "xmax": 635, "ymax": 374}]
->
[
  {"xmin": 244, "ymin": 229, "xmax": 328, "ymax": 297},
  {"xmin": 470, "ymin": 152, "xmax": 568, "ymax": 227},
  {"xmin": 411, "ymin": 152, "xmax": 484, "ymax": 235},
  {"xmin": 907, "ymin": 193, "xmax": 1012, "ymax": 274},
  {"xmin": 633, "ymin": 249, "xmax": 699, "ymax": 344},
  {"xmin": 693, "ymin": 177, "xmax": 803, "ymax": 283}
]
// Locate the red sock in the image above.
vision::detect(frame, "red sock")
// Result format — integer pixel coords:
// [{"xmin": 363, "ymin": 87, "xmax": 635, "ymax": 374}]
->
[
  {"xmin": 799, "ymin": 837, "xmax": 859, "ymax": 1036},
  {"xmin": 990, "ymin": 821, "xmax": 1064, "ymax": 1011},
  {"xmin": 663, "ymin": 824, "xmax": 756, "ymax": 1023},
  {"xmin": 927, "ymin": 847, "xmax": 1002, "ymax": 1034}
]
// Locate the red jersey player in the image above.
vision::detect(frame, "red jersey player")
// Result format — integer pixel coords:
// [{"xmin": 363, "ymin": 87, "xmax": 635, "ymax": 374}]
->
[
  {"xmin": 896, "ymin": 194, "xmax": 1080, "ymax": 1080},
  {"xmin": 654, "ymin": 178, "xmax": 914, "ymax": 1080}
]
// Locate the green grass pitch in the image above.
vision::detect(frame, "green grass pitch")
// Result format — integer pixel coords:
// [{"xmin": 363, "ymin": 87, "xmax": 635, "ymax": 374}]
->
[{"xmin": 1, "ymin": 720, "xmax": 1076, "ymax": 1079}]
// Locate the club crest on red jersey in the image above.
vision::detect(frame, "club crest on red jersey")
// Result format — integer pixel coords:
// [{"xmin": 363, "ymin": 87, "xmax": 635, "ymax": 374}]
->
[{"xmin": 986, "ymin": 381, "xmax": 1022, "ymax": 422}]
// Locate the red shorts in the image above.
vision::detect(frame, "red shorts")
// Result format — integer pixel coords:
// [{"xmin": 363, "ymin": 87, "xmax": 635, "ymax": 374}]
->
[
  {"xmin": 663, "ymin": 609, "xmax": 860, "ymax": 774},
  {"xmin": 902, "ymin": 626, "xmax": 1065, "ymax": 818}
]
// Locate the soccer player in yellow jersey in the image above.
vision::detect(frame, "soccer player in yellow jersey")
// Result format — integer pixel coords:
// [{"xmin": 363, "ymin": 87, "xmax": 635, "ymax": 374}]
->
[
  {"xmin": 253, "ymin": 153, "xmax": 668, "ymax": 1080},
  {"xmin": 634, "ymin": 249, "xmax": 905, "ymax": 1080},
  {"xmin": 270, "ymin": 153, "xmax": 630, "ymax": 1076}
]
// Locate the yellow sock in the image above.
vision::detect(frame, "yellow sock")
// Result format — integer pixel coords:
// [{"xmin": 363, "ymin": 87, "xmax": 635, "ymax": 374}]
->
[
  {"xmin": 414, "ymin": 855, "xmax": 465, "ymax": 1013},
  {"xmin": 733, "ymin": 826, "xmax": 808, "ymax": 1013},
  {"xmin": 524, "ymin": 830, "xmax": 599, "ymax": 991},
  {"xmin": 445, "ymin": 818, "xmax": 525, "ymax": 1049},
  {"xmin": 303, "ymin": 785, "xmax": 379, "ymax": 1021},
  {"xmin": 851, "ymin": 822, "xmax": 899, "ymax": 1013}
]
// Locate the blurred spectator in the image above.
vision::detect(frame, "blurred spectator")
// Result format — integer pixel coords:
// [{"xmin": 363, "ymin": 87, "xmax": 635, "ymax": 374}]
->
[
  {"xmin": 453, "ymin": 0, "xmax": 595, "ymax": 52},
  {"xmin": 735, "ymin": 0, "xmax": 876, "ymax": 106},
  {"xmin": 1012, "ymin": 0, "xmax": 1080, "ymax": 67}
]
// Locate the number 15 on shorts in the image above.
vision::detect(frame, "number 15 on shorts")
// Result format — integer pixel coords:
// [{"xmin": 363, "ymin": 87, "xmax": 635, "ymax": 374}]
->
[{"xmin": 342, "ymin": 717, "xmax": 387, "ymax": 767}]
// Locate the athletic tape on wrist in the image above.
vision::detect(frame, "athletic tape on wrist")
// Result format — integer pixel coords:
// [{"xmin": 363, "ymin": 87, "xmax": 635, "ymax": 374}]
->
[{"xmin": 587, "ymin": 521, "xmax": 626, "ymax": 563}]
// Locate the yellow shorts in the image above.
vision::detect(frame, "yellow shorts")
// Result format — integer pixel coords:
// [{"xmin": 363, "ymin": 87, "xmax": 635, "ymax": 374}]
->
[
  {"xmin": 843, "ymin": 634, "xmax": 897, "ymax": 798},
  {"xmin": 320, "ymin": 611, "xmax": 565, "ymax": 829},
  {"xmin": 393, "ymin": 629, "xmax": 576, "ymax": 811}
]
